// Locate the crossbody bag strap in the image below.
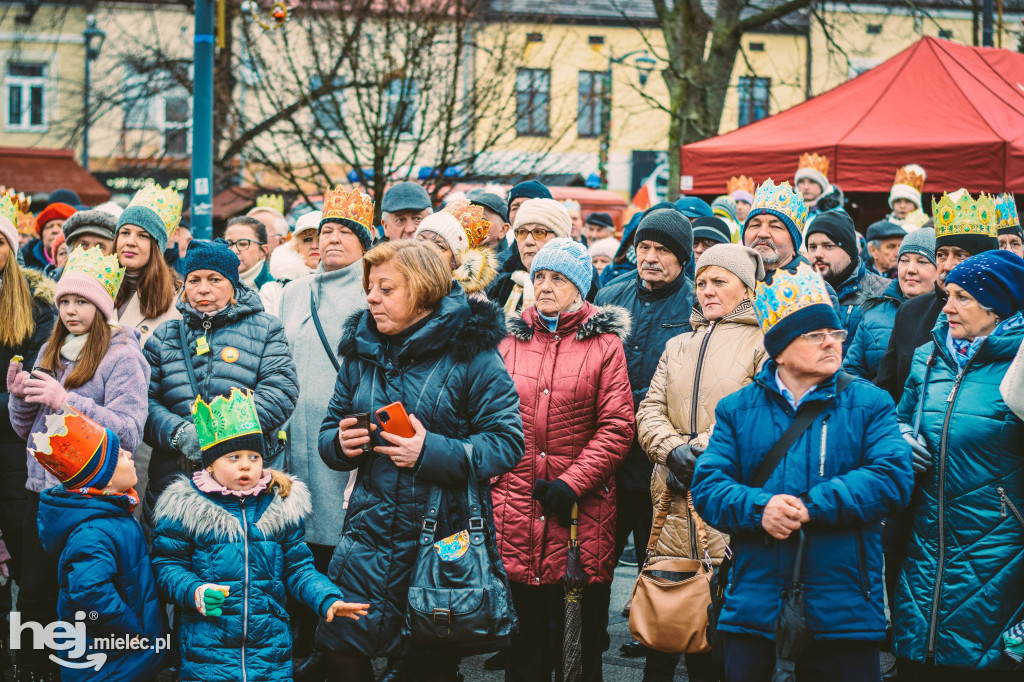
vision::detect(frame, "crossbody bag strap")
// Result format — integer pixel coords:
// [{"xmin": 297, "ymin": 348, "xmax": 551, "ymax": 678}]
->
[
  {"xmin": 912, "ymin": 350, "xmax": 937, "ymax": 438},
  {"xmin": 177, "ymin": 319, "xmax": 201, "ymax": 400},
  {"xmin": 644, "ymin": 488, "xmax": 675, "ymax": 560},
  {"xmin": 310, "ymin": 289, "xmax": 341, "ymax": 373}
]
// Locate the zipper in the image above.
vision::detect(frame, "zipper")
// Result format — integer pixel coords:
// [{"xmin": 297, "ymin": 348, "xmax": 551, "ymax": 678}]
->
[
  {"xmin": 240, "ymin": 498, "xmax": 249, "ymax": 682},
  {"xmin": 998, "ymin": 487, "xmax": 1024, "ymax": 529},
  {"xmin": 818, "ymin": 416, "xmax": 830, "ymax": 477},
  {"xmin": 202, "ymin": 320, "xmax": 214, "ymax": 398},
  {"xmin": 689, "ymin": 321, "xmax": 717, "ymax": 436},
  {"xmin": 927, "ymin": 363, "xmax": 971, "ymax": 657},
  {"xmin": 855, "ymin": 529, "xmax": 869, "ymax": 599}
]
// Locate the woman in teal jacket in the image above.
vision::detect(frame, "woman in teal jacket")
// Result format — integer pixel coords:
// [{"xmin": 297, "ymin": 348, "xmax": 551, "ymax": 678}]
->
[{"xmin": 893, "ymin": 250, "xmax": 1024, "ymax": 679}]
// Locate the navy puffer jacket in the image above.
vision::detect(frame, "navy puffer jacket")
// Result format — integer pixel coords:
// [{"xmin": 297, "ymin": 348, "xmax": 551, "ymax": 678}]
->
[
  {"xmin": 142, "ymin": 287, "xmax": 298, "ymax": 523},
  {"xmin": 843, "ymin": 279, "xmax": 903, "ymax": 380}
]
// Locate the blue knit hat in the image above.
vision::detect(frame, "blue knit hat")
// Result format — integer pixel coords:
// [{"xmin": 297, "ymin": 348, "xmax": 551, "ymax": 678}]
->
[
  {"xmin": 507, "ymin": 181, "xmax": 551, "ymax": 214},
  {"xmin": 945, "ymin": 250, "xmax": 1024, "ymax": 320},
  {"xmin": 531, "ymin": 238, "xmax": 593, "ymax": 297},
  {"xmin": 183, "ymin": 239, "xmax": 241, "ymax": 288}
]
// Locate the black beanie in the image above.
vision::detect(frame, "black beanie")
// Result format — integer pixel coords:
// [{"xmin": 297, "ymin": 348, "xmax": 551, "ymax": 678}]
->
[
  {"xmin": 634, "ymin": 208, "xmax": 693, "ymax": 266},
  {"xmin": 507, "ymin": 181, "xmax": 551, "ymax": 213},
  {"xmin": 805, "ymin": 211, "xmax": 859, "ymax": 264}
]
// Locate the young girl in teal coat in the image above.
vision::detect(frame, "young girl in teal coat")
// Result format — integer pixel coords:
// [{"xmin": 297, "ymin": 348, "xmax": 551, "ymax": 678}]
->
[{"xmin": 152, "ymin": 389, "xmax": 368, "ymax": 682}]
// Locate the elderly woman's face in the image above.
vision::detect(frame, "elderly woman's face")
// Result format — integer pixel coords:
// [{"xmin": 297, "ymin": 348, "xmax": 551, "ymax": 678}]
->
[
  {"xmin": 366, "ymin": 261, "xmax": 429, "ymax": 336},
  {"xmin": 695, "ymin": 265, "xmax": 747, "ymax": 321},
  {"xmin": 942, "ymin": 283, "xmax": 999, "ymax": 341},
  {"xmin": 416, "ymin": 230, "xmax": 455, "ymax": 271},
  {"xmin": 184, "ymin": 269, "xmax": 235, "ymax": 313},
  {"xmin": 533, "ymin": 269, "xmax": 580, "ymax": 317}
]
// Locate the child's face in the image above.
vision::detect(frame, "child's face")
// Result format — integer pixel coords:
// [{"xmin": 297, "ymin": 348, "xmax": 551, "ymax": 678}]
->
[
  {"xmin": 209, "ymin": 450, "xmax": 263, "ymax": 491},
  {"xmin": 104, "ymin": 448, "xmax": 138, "ymax": 493}
]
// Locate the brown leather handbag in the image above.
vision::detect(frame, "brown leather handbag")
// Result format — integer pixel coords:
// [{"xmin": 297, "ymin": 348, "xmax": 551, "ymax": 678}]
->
[{"xmin": 628, "ymin": 489, "xmax": 713, "ymax": 654}]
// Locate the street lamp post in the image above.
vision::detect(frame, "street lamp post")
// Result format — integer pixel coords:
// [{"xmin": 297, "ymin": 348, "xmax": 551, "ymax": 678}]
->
[
  {"xmin": 82, "ymin": 15, "xmax": 105, "ymax": 172},
  {"xmin": 598, "ymin": 50, "xmax": 656, "ymax": 190},
  {"xmin": 191, "ymin": 0, "xmax": 216, "ymax": 240}
]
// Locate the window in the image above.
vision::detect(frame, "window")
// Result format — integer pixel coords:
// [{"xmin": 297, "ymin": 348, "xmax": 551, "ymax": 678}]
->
[
  {"xmin": 748, "ymin": 42, "xmax": 765, "ymax": 52},
  {"xmin": 384, "ymin": 78, "xmax": 417, "ymax": 135},
  {"xmin": 738, "ymin": 76, "xmax": 770, "ymax": 127},
  {"xmin": 516, "ymin": 68, "xmax": 550, "ymax": 136},
  {"xmin": 526, "ymin": 32, "xmax": 543, "ymax": 43},
  {"xmin": 938, "ymin": 28, "xmax": 953, "ymax": 39},
  {"xmin": 6, "ymin": 61, "xmax": 47, "ymax": 130},
  {"xmin": 588, "ymin": 36, "xmax": 605, "ymax": 45},
  {"xmin": 866, "ymin": 24, "xmax": 882, "ymax": 34},
  {"xmin": 577, "ymin": 71, "xmax": 607, "ymax": 139},
  {"xmin": 311, "ymin": 73, "xmax": 345, "ymax": 133},
  {"xmin": 121, "ymin": 63, "xmax": 191, "ymax": 157}
]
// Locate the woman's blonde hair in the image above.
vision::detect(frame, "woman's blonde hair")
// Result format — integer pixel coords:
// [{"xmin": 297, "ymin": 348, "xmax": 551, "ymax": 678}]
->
[
  {"xmin": 39, "ymin": 311, "xmax": 113, "ymax": 390},
  {"xmin": 0, "ymin": 250, "xmax": 36, "ymax": 347},
  {"xmin": 362, "ymin": 240, "xmax": 452, "ymax": 314}
]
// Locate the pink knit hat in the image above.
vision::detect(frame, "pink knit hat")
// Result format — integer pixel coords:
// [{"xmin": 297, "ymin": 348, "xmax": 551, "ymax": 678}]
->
[
  {"xmin": 55, "ymin": 246, "xmax": 125, "ymax": 321},
  {"xmin": 56, "ymin": 272, "xmax": 116, "ymax": 321}
]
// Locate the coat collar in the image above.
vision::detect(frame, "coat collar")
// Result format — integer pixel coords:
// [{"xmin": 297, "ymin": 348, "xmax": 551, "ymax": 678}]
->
[
  {"xmin": 689, "ymin": 298, "xmax": 760, "ymax": 330},
  {"xmin": 754, "ymin": 361, "xmax": 844, "ymax": 412},
  {"xmin": 178, "ymin": 284, "xmax": 264, "ymax": 328},
  {"xmin": 506, "ymin": 302, "xmax": 631, "ymax": 342}
]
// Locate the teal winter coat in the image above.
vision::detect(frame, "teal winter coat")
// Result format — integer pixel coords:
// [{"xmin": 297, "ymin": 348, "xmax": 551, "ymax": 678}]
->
[{"xmin": 893, "ymin": 316, "xmax": 1024, "ymax": 671}]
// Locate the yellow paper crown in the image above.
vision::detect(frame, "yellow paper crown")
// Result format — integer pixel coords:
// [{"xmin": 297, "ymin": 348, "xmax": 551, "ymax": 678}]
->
[
  {"xmin": 443, "ymin": 200, "xmax": 491, "ymax": 248},
  {"xmin": 931, "ymin": 191, "xmax": 997, "ymax": 239},
  {"xmin": 0, "ymin": 193, "xmax": 19, "ymax": 231},
  {"xmin": 63, "ymin": 245, "xmax": 126, "ymax": 300},
  {"xmin": 752, "ymin": 262, "xmax": 832, "ymax": 336},
  {"xmin": 893, "ymin": 165, "xmax": 925, "ymax": 193},
  {"xmin": 255, "ymin": 193, "xmax": 285, "ymax": 215},
  {"xmin": 797, "ymin": 152, "xmax": 829, "ymax": 178},
  {"xmin": 996, "ymin": 193, "xmax": 1020, "ymax": 230},
  {"xmin": 322, "ymin": 185, "xmax": 373, "ymax": 230},
  {"xmin": 727, "ymin": 175, "xmax": 756, "ymax": 195},
  {"xmin": 128, "ymin": 184, "xmax": 183, "ymax": 237}
]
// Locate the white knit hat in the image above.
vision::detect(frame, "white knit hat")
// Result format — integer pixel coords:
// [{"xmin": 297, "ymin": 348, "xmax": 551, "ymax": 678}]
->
[
  {"xmin": 512, "ymin": 198, "xmax": 572, "ymax": 238},
  {"xmin": 588, "ymin": 237, "xmax": 618, "ymax": 261},
  {"xmin": 294, "ymin": 210, "xmax": 322, "ymax": 235},
  {"xmin": 888, "ymin": 164, "xmax": 927, "ymax": 210},
  {"xmin": 416, "ymin": 212, "xmax": 468, "ymax": 265}
]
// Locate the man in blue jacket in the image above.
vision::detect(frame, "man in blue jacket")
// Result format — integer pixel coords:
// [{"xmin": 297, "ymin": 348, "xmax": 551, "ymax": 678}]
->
[{"xmin": 691, "ymin": 263, "xmax": 913, "ymax": 681}]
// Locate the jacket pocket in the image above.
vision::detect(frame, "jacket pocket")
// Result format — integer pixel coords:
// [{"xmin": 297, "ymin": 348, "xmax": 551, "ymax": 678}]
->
[
  {"xmin": 854, "ymin": 530, "xmax": 870, "ymax": 601},
  {"xmin": 997, "ymin": 486, "xmax": 1024, "ymax": 530}
]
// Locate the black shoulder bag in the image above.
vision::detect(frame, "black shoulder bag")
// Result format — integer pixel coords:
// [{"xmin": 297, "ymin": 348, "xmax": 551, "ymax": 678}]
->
[
  {"xmin": 707, "ymin": 372, "xmax": 853, "ymax": 663},
  {"xmin": 310, "ymin": 289, "xmax": 341, "ymax": 373}
]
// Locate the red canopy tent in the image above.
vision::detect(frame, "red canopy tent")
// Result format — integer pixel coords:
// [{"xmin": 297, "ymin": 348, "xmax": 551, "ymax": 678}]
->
[{"xmin": 680, "ymin": 37, "xmax": 1024, "ymax": 195}]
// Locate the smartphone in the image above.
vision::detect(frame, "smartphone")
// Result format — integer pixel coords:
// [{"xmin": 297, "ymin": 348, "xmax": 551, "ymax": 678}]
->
[{"xmin": 376, "ymin": 401, "xmax": 415, "ymax": 438}]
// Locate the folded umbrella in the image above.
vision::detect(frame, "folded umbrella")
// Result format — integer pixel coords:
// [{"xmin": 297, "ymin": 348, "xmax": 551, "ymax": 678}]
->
[
  {"xmin": 562, "ymin": 503, "xmax": 586, "ymax": 682},
  {"xmin": 773, "ymin": 529, "xmax": 813, "ymax": 682}
]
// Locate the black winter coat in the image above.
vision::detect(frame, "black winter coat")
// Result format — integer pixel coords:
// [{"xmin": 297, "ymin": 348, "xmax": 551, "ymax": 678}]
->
[
  {"xmin": 316, "ymin": 287, "xmax": 524, "ymax": 658},
  {"xmin": 875, "ymin": 285, "xmax": 946, "ymax": 404},
  {"xmin": 595, "ymin": 273, "xmax": 695, "ymax": 491},
  {"xmin": 142, "ymin": 287, "xmax": 298, "ymax": 522}
]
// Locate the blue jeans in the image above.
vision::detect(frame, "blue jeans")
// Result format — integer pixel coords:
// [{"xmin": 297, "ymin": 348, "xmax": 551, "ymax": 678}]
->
[{"xmin": 721, "ymin": 632, "xmax": 880, "ymax": 682}]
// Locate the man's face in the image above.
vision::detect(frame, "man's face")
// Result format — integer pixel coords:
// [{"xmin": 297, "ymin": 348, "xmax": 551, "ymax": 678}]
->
[
  {"xmin": 897, "ymin": 253, "xmax": 938, "ymax": 298},
  {"xmin": 806, "ymin": 233, "xmax": 852, "ymax": 284},
  {"xmin": 224, "ymin": 223, "xmax": 269, "ymax": 273},
  {"xmin": 508, "ymin": 197, "xmax": 530, "ymax": 227},
  {"xmin": 569, "ymin": 212, "xmax": 584, "ymax": 241},
  {"xmin": 867, "ymin": 237, "xmax": 902, "ymax": 274},
  {"xmin": 735, "ymin": 200, "xmax": 751, "ymax": 223},
  {"xmin": 585, "ymin": 222, "xmax": 612, "ymax": 243},
  {"xmin": 41, "ymin": 220, "xmax": 65, "ymax": 250},
  {"xmin": 743, "ymin": 214, "xmax": 795, "ymax": 270},
  {"xmin": 891, "ymin": 198, "xmax": 915, "ymax": 220},
  {"xmin": 693, "ymin": 238, "xmax": 719, "ymax": 262},
  {"xmin": 480, "ymin": 207, "xmax": 509, "ymax": 249},
  {"xmin": 69, "ymin": 234, "xmax": 113, "ymax": 255},
  {"xmin": 248, "ymin": 210, "xmax": 285, "ymax": 254},
  {"xmin": 999, "ymin": 232, "xmax": 1024, "ymax": 258},
  {"xmin": 382, "ymin": 209, "xmax": 431, "ymax": 241},
  {"xmin": 776, "ymin": 328, "xmax": 844, "ymax": 381},
  {"xmin": 635, "ymin": 240, "xmax": 683, "ymax": 290},
  {"xmin": 797, "ymin": 178, "xmax": 823, "ymax": 203},
  {"xmin": 935, "ymin": 245, "xmax": 971, "ymax": 289}
]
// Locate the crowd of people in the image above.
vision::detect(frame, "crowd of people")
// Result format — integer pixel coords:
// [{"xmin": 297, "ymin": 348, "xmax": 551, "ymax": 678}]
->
[{"xmin": 0, "ymin": 152, "xmax": 1021, "ymax": 682}]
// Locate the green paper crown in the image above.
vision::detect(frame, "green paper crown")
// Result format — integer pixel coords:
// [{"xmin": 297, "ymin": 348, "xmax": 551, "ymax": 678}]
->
[{"xmin": 191, "ymin": 388, "xmax": 262, "ymax": 452}]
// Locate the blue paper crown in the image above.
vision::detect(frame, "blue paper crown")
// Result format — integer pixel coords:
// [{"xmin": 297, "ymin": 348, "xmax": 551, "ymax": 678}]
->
[
  {"xmin": 749, "ymin": 179, "xmax": 809, "ymax": 235},
  {"xmin": 996, "ymin": 192, "xmax": 1020, "ymax": 231},
  {"xmin": 753, "ymin": 262, "xmax": 832, "ymax": 335}
]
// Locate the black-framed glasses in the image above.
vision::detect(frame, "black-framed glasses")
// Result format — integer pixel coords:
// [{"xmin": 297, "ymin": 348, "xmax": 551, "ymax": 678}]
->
[
  {"xmin": 513, "ymin": 227, "xmax": 554, "ymax": 241},
  {"xmin": 226, "ymin": 239, "xmax": 265, "ymax": 251},
  {"xmin": 799, "ymin": 329, "xmax": 848, "ymax": 345}
]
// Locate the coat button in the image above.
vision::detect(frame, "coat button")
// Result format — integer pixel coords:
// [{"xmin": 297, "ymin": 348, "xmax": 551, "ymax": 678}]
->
[
  {"xmin": 543, "ymin": 389, "xmax": 549, "ymax": 395},
  {"xmin": 540, "ymin": 452, "xmax": 546, "ymax": 458},
  {"xmin": 645, "ymin": 302, "xmax": 651, "ymax": 307}
]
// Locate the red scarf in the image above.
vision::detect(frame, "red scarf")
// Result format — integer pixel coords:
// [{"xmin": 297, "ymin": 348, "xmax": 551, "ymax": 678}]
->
[{"xmin": 73, "ymin": 487, "xmax": 140, "ymax": 512}]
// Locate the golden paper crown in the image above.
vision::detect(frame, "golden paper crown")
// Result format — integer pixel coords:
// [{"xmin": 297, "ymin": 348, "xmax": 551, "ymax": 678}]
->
[
  {"xmin": 727, "ymin": 175, "xmax": 756, "ymax": 196},
  {"xmin": 128, "ymin": 184, "xmax": 183, "ymax": 237},
  {"xmin": 797, "ymin": 152, "xmax": 829, "ymax": 178},
  {"xmin": 191, "ymin": 388, "xmax": 262, "ymax": 452},
  {"xmin": 255, "ymin": 193, "xmax": 285, "ymax": 215},
  {"xmin": 443, "ymin": 200, "xmax": 491, "ymax": 248},
  {"xmin": 752, "ymin": 262, "xmax": 833, "ymax": 336},
  {"xmin": 64, "ymin": 245, "xmax": 126, "ymax": 300},
  {"xmin": 893, "ymin": 165, "xmax": 925, "ymax": 193},
  {"xmin": 749, "ymin": 179, "xmax": 809, "ymax": 233},
  {"xmin": 931, "ymin": 191, "xmax": 997, "ymax": 239},
  {"xmin": 0, "ymin": 193, "xmax": 19, "ymax": 231},
  {"xmin": 322, "ymin": 185, "xmax": 373, "ymax": 230},
  {"xmin": 996, "ymin": 193, "xmax": 1020, "ymax": 230},
  {"xmin": 29, "ymin": 404, "xmax": 112, "ymax": 489}
]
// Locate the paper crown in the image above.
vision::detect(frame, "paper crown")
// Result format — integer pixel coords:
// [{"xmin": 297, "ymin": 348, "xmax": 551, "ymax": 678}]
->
[
  {"xmin": 752, "ymin": 262, "xmax": 832, "ymax": 336},
  {"xmin": 322, "ymin": 185, "xmax": 373, "ymax": 230},
  {"xmin": 64, "ymin": 245, "xmax": 126, "ymax": 300},
  {"xmin": 727, "ymin": 175, "xmax": 756, "ymax": 196},
  {"xmin": 996, "ymin": 193, "xmax": 1020, "ymax": 230},
  {"xmin": 128, "ymin": 184, "xmax": 183, "ymax": 237},
  {"xmin": 443, "ymin": 200, "xmax": 491, "ymax": 248},
  {"xmin": 750, "ymin": 179, "xmax": 809, "ymax": 232},
  {"xmin": 932, "ymin": 191, "xmax": 997, "ymax": 239},
  {"xmin": 0, "ymin": 192, "xmax": 20, "ymax": 231},
  {"xmin": 191, "ymin": 388, "xmax": 262, "ymax": 453},
  {"xmin": 893, "ymin": 165, "xmax": 926, "ymax": 193},
  {"xmin": 29, "ymin": 404, "xmax": 115, "ymax": 489},
  {"xmin": 797, "ymin": 152, "xmax": 829, "ymax": 178},
  {"xmin": 255, "ymin": 193, "xmax": 285, "ymax": 215}
]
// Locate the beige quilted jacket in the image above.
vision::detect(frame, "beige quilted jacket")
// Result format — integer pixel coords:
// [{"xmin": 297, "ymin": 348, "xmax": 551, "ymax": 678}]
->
[{"xmin": 636, "ymin": 299, "xmax": 766, "ymax": 562}]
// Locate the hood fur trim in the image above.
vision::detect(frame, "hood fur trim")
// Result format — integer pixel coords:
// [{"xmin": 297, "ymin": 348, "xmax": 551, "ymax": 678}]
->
[
  {"xmin": 454, "ymin": 248, "xmax": 499, "ymax": 295},
  {"xmin": 506, "ymin": 304, "xmax": 632, "ymax": 342},
  {"xmin": 153, "ymin": 473, "xmax": 311, "ymax": 542},
  {"xmin": 268, "ymin": 239, "xmax": 315, "ymax": 282},
  {"xmin": 24, "ymin": 268, "xmax": 56, "ymax": 306}
]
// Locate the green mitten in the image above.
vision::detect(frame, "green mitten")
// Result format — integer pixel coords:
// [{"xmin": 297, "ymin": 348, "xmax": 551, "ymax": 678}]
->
[{"xmin": 194, "ymin": 583, "xmax": 229, "ymax": 617}]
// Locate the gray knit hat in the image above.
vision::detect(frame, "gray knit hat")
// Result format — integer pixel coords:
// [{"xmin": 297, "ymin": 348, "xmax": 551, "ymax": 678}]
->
[
  {"xmin": 634, "ymin": 208, "xmax": 693, "ymax": 266},
  {"xmin": 898, "ymin": 227, "xmax": 936, "ymax": 266},
  {"xmin": 696, "ymin": 243, "xmax": 765, "ymax": 292},
  {"xmin": 531, "ymin": 238, "xmax": 593, "ymax": 297}
]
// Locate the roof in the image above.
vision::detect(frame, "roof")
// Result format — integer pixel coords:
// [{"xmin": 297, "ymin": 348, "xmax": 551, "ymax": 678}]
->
[
  {"xmin": 679, "ymin": 37, "xmax": 1024, "ymax": 194},
  {"xmin": 0, "ymin": 147, "xmax": 110, "ymax": 205}
]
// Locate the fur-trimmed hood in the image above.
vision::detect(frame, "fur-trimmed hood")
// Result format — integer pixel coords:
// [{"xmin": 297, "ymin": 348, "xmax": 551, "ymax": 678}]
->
[
  {"xmin": 338, "ymin": 286, "xmax": 507, "ymax": 365},
  {"xmin": 23, "ymin": 267, "xmax": 56, "ymax": 306},
  {"xmin": 506, "ymin": 302, "xmax": 631, "ymax": 342},
  {"xmin": 153, "ymin": 473, "xmax": 311, "ymax": 542},
  {"xmin": 268, "ymin": 237, "xmax": 315, "ymax": 283},
  {"xmin": 454, "ymin": 247, "xmax": 499, "ymax": 295}
]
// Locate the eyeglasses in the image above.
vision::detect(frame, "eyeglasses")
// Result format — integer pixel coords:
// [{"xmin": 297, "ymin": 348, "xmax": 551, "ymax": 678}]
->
[
  {"xmin": 226, "ymin": 239, "xmax": 264, "ymax": 252},
  {"xmin": 514, "ymin": 227, "xmax": 554, "ymax": 241},
  {"xmin": 799, "ymin": 329, "xmax": 848, "ymax": 345}
]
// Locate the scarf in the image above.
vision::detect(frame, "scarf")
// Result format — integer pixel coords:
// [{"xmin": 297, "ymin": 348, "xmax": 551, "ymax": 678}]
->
[
  {"xmin": 945, "ymin": 312, "xmax": 1024, "ymax": 371},
  {"xmin": 117, "ymin": 271, "xmax": 142, "ymax": 317},
  {"xmin": 239, "ymin": 259, "xmax": 266, "ymax": 290},
  {"xmin": 192, "ymin": 468, "xmax": 271, "ymax": 498},
  {"xmin": 60, "ymin": 333, "xmax": 89, "ymax": 361},
  {"xmin": 505, "ymin": 270, "xmax": 535, "ymax": 314},
  {"xmin": 74, "ymin": 487, "xmax": 140, "ymax": 513}
]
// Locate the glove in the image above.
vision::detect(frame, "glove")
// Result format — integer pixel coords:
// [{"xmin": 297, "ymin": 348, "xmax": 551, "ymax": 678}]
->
[
  {"xmin": 665, "ymin": 443, "xmax": 703, "ymax": 493},
  {"xmin": 194, "ymin": 584, "xmax": 229, "ymax": 617},
  {"xmin": 6, "ymin": 360, "xmax": 29, "ymax": 398},
  {"xmin": 901, "ymin": 430, "xmax": 932, "ymax": 475},
  {"xmin": 23, "ymin": 370, "xmax": 67, "ymax": 410},
  {"xmin": 532, "ymin": 479, "xmax": 578, "ymax": 527},
  {"xmin": 173, "ymin": 423, "xmax": 203, "ymax": 464}
]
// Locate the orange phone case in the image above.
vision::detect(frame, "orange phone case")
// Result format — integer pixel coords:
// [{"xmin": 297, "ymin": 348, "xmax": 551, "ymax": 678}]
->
[{"xmin": 376, "ymin": 402, "xmax": 415, "ymax": 438}]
